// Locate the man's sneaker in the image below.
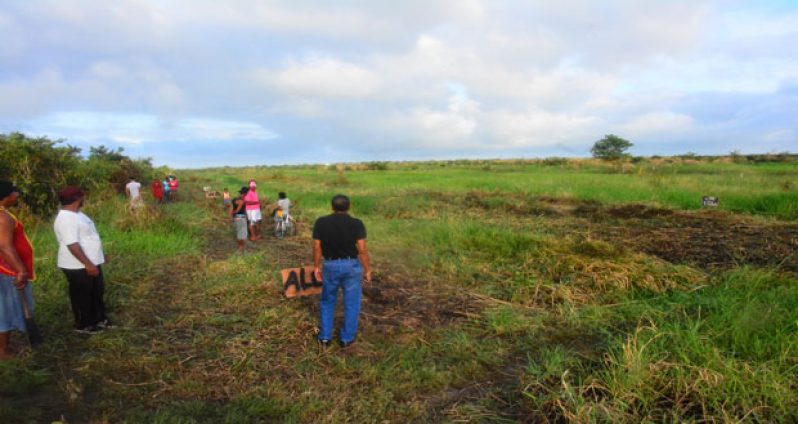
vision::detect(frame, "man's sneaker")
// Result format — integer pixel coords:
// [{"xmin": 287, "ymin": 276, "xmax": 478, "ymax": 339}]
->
[
  {"xmin": 318, "ymin": 339, "xmax": 332, "ymax": 351},
  {"xmin": 97, "ymin": 319, "xmax": 116, "ymax": 329},
  {"xmin": 74, "ymin": 325, "xmax": 102, "ymax": 335},
  {"xmin": 339, "ymin": 340, "xmax": 355, "ymax": 348}
]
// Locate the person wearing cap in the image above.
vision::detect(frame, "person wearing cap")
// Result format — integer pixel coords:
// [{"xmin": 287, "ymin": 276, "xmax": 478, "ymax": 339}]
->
[
  {"xmin": 125, "ymin": 176, "xmax": 143, "ymax": 210},
  {"xmin": 243, "ymin": 179, "xmax": 263, "ymax": 241},
  {"xmin": 231, "ymin": 187, "xmax": 249, "ymax": 251},
  {"xmin": 53, "ymin": 187, "xmax": 111, "ymax": 334},
  {"xmin": 313, "ymin": 194, "xmax": 372, "ymax": 349},
  {"xmin": 0, "ymin": 181, "xmax": 35, "ymax": 359}
]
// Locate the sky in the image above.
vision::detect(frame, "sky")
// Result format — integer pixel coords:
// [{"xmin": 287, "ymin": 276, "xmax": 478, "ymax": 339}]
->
[{"xmin": 1, "ymin": 0, "xmax": 796, "ymax": 168}]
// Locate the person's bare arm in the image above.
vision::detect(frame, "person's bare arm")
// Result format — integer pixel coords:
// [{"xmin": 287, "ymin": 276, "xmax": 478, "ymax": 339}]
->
[
  {"xmin": 0, "ymin": 213, "xmax": 27, "ymax": 288},
  {"xmin": 66, "ymin": 243, "xmax": 99, "ymax": 277},
  {"xmin": 357, "ymin": 239, "xmax": 371, "ymax": 283},
  {"xmin": 313, "ymin": 239, "xmax": 323, "ymax": 281}
]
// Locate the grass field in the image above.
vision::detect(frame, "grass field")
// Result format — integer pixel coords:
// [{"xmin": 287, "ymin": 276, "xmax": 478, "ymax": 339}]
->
[{"xmin": 1, "ymin": 158, "xmax": 797, "ymax": 423}]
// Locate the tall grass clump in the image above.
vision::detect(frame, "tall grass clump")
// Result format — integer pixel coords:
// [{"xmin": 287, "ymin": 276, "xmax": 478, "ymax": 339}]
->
[{"xmin": 532, "ymin": 268, "xmax": 798, "ymax": 422}]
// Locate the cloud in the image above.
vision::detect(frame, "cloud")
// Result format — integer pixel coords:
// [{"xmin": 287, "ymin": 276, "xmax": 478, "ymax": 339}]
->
[
  {"xmin": 255, "ymin": 55, "xmax": 379, "ymax": 99},
  {"xmin": 485, "ymin": 109, "xmax": 600, "ymax": 147},
  {"xmin": 384, "ymin": 96, "xmax": 480, "ymax": 148},
  {"xmin": 619, "ymin": 112, "xmax": 695, "ymax": 137},
  {"xmin": 1, "ymin": 0, "xmax": 796, "ymax": 165},
  {"xmin": 24, "ymin": 112, "xmax": 277, "ymax": 146}
]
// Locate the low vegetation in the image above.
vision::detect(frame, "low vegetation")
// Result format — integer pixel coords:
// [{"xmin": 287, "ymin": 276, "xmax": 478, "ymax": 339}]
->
[
  {"xmin": 0, "ymin": 133, "xmax": 156, "ymax": 216},
  {"xmin": 0, "ymin": 152, "xmax": 796, "ymax": 422}
]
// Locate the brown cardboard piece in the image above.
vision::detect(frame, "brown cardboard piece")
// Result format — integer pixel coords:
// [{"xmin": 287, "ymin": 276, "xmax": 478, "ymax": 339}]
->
[{"xmin": 281, "ymin": 266, "xmax": 323, "ymax": 298}]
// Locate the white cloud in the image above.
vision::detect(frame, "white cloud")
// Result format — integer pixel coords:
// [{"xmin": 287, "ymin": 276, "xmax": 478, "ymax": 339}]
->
[
  {"xmin": 619, "ymin": 112, "xmax": 694, "ymax": 137},
  {"xmin": 485, "ymin": 109, "xmax": 600, "ymax": 147},
  {"xmin": 380, "ymin": 93, "xmax": 480, "ymax": 148},
  {"xmin": 176, "ymin": 118, "xmax": 277, "ymax": 141},
  {"xmin": 1, "ymin": 0, "xmax": 796, "ymax": 164},
  {"xmin": 256, "ymin": 56, "xmax": 379, "ymax": 99},
  {"xmin": 25, "ymin": 112, "xmax": 277, "ymax": 145}
]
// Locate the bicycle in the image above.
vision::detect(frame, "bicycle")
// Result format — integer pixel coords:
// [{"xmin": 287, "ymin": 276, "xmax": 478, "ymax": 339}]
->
[{"xmin": 274, "ymin": 210, "xmax": 295, "ymax": 238}]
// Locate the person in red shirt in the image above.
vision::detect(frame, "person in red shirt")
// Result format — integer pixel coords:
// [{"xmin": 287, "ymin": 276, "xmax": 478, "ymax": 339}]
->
[
  {"xmin": 168, "ymin": 176, "xmax": 179, "ymax": 201},
  {"xmin": 0, "ymin": 181, "xmax": 35, "ymax": 359},
  {"xmin": 151, "ymin": 179, "xmax": 164, "ymax": 204}
]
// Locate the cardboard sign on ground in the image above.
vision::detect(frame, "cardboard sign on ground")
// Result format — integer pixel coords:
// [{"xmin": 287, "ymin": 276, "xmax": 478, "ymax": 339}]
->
[{"xmin": 281, "ymin": 266, "xmax": 323, "ymax": 298}]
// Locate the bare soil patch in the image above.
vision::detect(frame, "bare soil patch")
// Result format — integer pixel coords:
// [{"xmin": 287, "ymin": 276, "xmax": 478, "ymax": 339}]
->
[
  {"xmin": 589, "ymin": 208, "xmax": 798, "ymax": 272},
  {"xmin": 438, "ymin": 190, "xmax": 798, "ymax": 272}
]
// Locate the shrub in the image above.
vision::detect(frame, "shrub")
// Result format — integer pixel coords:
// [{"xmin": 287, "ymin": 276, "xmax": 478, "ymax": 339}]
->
[
  {"xmin": 0, "ymin": 132, "xmax": 82, "ymax": 215},
  {"xmin": 365, "ymin": 161, "xmax": 389, "ymax": 171},
  {"xmin": 0, "ymin": 133, "xmax": 154, "ymax": 215}
]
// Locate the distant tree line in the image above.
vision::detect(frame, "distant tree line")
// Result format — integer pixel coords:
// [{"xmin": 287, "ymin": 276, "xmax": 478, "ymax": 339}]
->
[{"xmin": 0, "ymin": 132, "xmax": 154, "ymax": 215}]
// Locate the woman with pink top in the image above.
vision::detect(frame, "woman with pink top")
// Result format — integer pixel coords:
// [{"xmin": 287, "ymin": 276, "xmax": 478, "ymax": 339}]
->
[{"xmin": 244, "ymin": 179, "xmax": 263, "ymax": 241}]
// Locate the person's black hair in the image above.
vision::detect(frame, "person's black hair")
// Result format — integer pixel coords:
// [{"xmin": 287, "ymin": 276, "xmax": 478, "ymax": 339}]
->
[
  {"xmin": 239, "ymin": 186, "xmax": 249, "ymax": 194},
  {"xmin": 331, "ymin": 194, "xmax": 350, "ymax": 212},
  {"xmin": 0, "ymin": 181, "xmax": 19, "ymax": 200},
  {"xmin": 278, "ymin": 192, "xmax": 286, "ymax": 199}
]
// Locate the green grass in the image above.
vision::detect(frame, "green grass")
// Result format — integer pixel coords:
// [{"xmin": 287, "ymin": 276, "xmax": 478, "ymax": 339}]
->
[
  {"xmin": 2, "ymin": 157, "xmax": 797, "ymax": 422},
  {"xmin": 564, "ymin": 269, "xmax": 798, "ymax": 422}
]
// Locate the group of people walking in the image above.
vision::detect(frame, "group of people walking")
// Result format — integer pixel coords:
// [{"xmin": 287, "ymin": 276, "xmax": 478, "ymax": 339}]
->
[
  {"xmin": 0, "ymin": 175, "xmax": 372, "ymax": 360},
  {"xmin": 124, "ymin": 175, "xmax": 180, "ymax": 210}
]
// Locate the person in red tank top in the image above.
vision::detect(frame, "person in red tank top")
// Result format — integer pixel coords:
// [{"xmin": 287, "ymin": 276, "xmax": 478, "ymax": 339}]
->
[
  {"xmin": 151, "ymin": 179, "xmax": 164, "ymax": 204},
  {"xmin": 0, "ymin": 181, "xmax": 35, "ymax": 359}
]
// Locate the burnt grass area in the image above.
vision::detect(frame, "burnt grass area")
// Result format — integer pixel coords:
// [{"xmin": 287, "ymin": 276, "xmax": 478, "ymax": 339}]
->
[
  {"xmin": 444, "ymin": 190, "xmax": 798, "ymax": 273},
  {"xmin": 590, "ymin": 208, "xmax": 798, "ymax": 272}
]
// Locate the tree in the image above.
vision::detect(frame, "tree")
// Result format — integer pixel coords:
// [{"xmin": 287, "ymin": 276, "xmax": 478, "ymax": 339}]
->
[
  {"xmin": 89, "ymin": 145, "xmax": 127, "ymax": 162},
  {"xmin": 590, "ymin": 134, "xmax": 633, "ymax": 160},
  {"xmin": 0, "ymin": 132, "xmax": 82, "ymax": 215}
]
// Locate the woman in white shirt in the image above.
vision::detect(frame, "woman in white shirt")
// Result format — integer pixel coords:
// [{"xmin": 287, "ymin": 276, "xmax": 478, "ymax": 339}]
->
[{"xmin": 53, "ymin": 187, "xmax": 111, "ymax": 334}]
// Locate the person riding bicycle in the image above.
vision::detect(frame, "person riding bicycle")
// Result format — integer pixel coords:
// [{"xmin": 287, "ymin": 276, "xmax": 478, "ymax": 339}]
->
[
  {"xmin": 276, "ymin": 192, "xmax": 291, "ymax": 219},
  {"xmin": 273, "ymin": 192, "xmax": 293, "ymax": 237}
]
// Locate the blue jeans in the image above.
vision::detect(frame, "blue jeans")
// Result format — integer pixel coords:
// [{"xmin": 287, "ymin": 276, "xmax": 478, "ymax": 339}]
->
[{"xmin": 318, "ymin": 259, "xmax": 362, "ymax": 343}]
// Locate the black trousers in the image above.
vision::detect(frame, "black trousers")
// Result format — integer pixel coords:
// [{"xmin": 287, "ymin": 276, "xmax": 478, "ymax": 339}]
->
[{"xmin": 61, "ymin": 266, "xmax": 108, "ymax": 329}]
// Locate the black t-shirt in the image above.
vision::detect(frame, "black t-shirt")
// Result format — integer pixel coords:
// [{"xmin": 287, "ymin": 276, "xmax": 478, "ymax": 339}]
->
[
  {"xmin": 312, "ymin": 213, "xmax": 367, "ymax": 260},
  {"xmin": 232, "ymin": 197, "xmax": 247, "ymax": 217}
]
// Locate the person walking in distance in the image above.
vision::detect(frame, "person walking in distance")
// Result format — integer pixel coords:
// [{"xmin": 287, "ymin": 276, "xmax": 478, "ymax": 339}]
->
[
  {"xmin": 231, "ymin": 187, "xmax": 249, "ymax": 251},
  {"xmin": 313, "ymin": 194, "xmax": 371, "ymax": 349},
  {"xmin": 168, "ymin": 176, "xmax": 179, "ymax": 202},
  {"xmin": 0, "ymin": 181, "xmax": 35, "ymax": 359},
  {"xmin": 151, "ymin": 178, "xmax": 164, "ymax": 204},
  {"xmin": 53, "ymin": 187, "xmax": 111, "ymax": 334},
  {"xmin": 222, "ymin": 188, "xmax": 232, "ymax": 215},
  {"xmin": 125, "ymin": 176, "xmax": 142, "ymax": 210},
  {"xmin": 244, "ymin": 179, "xmax": 263, "ymax": 241},
  {"xmin": 162, "ymin": 177, "xmax": 171, "ymax": 203}
]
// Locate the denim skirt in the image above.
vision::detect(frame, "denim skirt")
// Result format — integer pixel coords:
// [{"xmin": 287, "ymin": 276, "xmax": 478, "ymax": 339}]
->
[{"xmin": 0, "ymin": 274, "xmax": 34, "ymax": 332}]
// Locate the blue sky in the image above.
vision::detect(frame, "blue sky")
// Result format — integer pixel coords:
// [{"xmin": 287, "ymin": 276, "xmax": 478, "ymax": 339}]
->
[{"xmin": 1, "ymin": 0, "xmax": 796, "ymax": 168}]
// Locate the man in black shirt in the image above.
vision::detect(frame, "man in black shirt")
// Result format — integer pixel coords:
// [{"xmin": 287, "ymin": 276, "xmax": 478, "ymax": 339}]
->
[{"xmin": 313, "ymin": 194, "xmax": 371, "ymax": 348}]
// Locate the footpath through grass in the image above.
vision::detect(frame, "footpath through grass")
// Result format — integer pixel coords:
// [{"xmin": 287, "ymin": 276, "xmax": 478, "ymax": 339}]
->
[{"xmin": 1, "ymin": 159, "xmax": 797, "ymax": 422}]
